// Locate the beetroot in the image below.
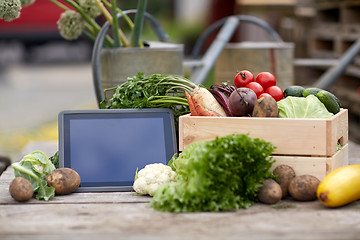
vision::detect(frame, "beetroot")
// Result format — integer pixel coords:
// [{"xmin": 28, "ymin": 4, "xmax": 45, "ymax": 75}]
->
[{"xmin": 228, "ymin": 88, "xmax": 257, "ymax": 116}]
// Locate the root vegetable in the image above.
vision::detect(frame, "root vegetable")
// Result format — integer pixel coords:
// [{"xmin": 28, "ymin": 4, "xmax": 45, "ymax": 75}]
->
[
  {"xmin": 252, "ymin": 96, "xmax": 279, "ymax": 117},
  {"xmin": 191, "ymin": 86, "xmax": 227, "ymax": 117},
  {"xmin": 191, "ymin": 95, "xmax": 219, "ymax": 116},
  {"xmin": 228, "ymin": 87, "xmax": 257, "ymax": 116},
  {"xmin": 208, "ymin": 89, "xmax": 233, "ymax": 116},
  {"xmin": 257, "ymin": 179, "xmax": 282, "ymax": 204},
  {"xmin": 288, "ymin": 175, "xmax": 320, "ymax": 201},
  {"xmin": 273, "ymin": 164, "xmax": 296, "ymax": 198},
  {"xmin": 9, "ymin": 177, "xmax": 33, "ymax": 202},
  {"xmin": 185, "ymin": 91, "xmax": 197, "ymax": 116},
  {"xmin": 46, "ymin": 168, "xmax": 81, "ymax": 195}
]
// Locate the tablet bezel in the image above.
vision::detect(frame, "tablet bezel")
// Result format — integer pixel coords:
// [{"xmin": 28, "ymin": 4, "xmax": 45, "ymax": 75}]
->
[{"xmin": 58, "ymin": 108, "xmax": 178, "ymax": 192}]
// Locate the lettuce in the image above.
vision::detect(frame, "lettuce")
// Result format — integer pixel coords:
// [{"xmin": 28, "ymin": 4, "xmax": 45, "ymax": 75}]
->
[
  {"xmin": 12, "ymin": 151, "xmax": 55, "ymax": 201},
  {"xmin": 277, "ymin": 95, "xmax": 333, "ymax": 119},
  {"xmin": 150, "ymin": 134, "xmax": 275, "ymax": 212}
]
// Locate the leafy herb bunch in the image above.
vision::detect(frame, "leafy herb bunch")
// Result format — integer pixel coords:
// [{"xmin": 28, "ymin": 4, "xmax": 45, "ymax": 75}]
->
[
  {"xmin": 0, "ymin": 0, "xmax": 148, "ymax": 48},
  {"xmin": 101, "ymin": 72, "xmax": 197, "ymax": 120},
  {"xmin": 151, "ymin": 134, "xmax": 276, "ymax": 212}
]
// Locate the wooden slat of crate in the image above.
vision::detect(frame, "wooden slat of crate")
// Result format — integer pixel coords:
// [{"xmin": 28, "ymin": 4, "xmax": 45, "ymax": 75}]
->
[
  {"xmin": 271, "ymin": 144, "xmax": 349, "ymax": 180},
  {"xmin": 179, "ymin": 109, "xmax": 348, "ymax": 156}
]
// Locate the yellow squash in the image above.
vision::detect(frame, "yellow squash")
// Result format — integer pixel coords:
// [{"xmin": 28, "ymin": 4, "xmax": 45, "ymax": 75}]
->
[{"xmin": 317, "ymin": 164, "xmax": 360, "ymax": 208}]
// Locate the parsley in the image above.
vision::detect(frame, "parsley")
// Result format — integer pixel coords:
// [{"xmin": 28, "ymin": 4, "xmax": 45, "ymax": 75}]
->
[
  {"xmin": 150, "ymin": 134, "xmax": 276, "ymax": 212},
  {"xmin": 101, "ymin": 73, "xmax": 197, "ymax": 120}
]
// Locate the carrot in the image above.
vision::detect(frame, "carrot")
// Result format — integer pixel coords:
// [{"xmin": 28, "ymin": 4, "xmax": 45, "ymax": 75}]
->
[
  {"xmin": 191, "ymin": 95, "xmax": 219, "ymax": 116},
  {"xmin": 185, "ymin": 91, "xmax": 198, "ymax": 116},
  {"xmin": 191, "ymin": 86, "xmax": 227, "ymax": 117}
]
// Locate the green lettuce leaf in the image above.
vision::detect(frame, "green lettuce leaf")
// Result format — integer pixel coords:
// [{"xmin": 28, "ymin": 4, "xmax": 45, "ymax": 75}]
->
[
  {"xmin": 12, "ymin": 151, "xmax": 55, "ymax": 201},
  {"xmin": 150, "ymin": 134, "xmax": 275, "ymax": 212},
  {"xmin": 277, "ymin": 95, "xmax": 333, "ymax": 118}
]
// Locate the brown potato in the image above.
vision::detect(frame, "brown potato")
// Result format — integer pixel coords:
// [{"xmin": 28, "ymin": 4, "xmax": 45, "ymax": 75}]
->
[
  {"xmin": 288, "ymin": 175, "xmax": 320, "ymax": 201},
  {"xmin": 273, "ymin": 164, "xmax": 296, "ymax": 198},
  {"xmin": 257, "ymin": 179, "xmax": 282, "ymax": 204},
  {"xmin": 9, "ymin": 177, "xmax": 33, "ymax": 202},
  {"xmin": 252, "ymin": 96, "xmax": 279, "ymax": 117},
  {"xmin": 46, "ymin": 168, "xmax": 81, "ymax": 195}
]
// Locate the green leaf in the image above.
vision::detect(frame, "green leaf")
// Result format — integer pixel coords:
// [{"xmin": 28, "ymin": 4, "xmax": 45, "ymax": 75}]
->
[{"xmin": 49, "ymin": 151, "xmax": 59, "ymax": 169}]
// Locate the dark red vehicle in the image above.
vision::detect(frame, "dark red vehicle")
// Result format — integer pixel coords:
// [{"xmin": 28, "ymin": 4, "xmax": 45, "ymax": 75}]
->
[
  {"xmin": 0, "ymin": 0, "xmax": 64, "ymax": 41},
  {"xmin": 0, "ymin": 0, "xmax": 92, "ymax": 63}
]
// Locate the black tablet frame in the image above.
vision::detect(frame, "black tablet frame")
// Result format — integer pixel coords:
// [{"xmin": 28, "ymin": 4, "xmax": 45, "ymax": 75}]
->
[{"xmin": 58, "ymin": 108, "xmax": 177, "ymax": 192}]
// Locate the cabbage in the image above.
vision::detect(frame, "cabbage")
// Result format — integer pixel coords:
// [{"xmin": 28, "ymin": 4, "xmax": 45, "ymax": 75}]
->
[
  {"xmin": 277, "ymin": 95, "xmax": 333, "ymax": 119},
  {"xmin": 12, "ymin": 151, "xmax": 56, "ymax": 201}
]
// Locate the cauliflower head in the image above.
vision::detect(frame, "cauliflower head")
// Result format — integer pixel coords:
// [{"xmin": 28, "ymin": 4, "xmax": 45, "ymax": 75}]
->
[{"xmin": 133, "ymin": 163, "xmax": 176, "ymax": 196}]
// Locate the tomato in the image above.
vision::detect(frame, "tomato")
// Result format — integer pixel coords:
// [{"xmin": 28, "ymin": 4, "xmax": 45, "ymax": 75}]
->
[
  {"xmin": 265, "ymin": 85, "xmax": 284, "ymax": 101},
  {"xmin": 234, "ymin": 70, "xmax": 254, "ymax": 88},
  {"xmin": 255, "ymin": 72, "xmax": 276, "ymax": 90},
  {"xmin": 245, "ymin": 81, "xmax": 264, "ymax": 98},
  {"xmin": 258, "ymin": 93, "xmax": 273, "ymax": 99}
]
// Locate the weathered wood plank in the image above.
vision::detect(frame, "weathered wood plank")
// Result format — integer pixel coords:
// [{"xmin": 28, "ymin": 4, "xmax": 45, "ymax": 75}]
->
[{"xmin": 1, "ymin": 200, "xmax": 360, "ymax": 240}]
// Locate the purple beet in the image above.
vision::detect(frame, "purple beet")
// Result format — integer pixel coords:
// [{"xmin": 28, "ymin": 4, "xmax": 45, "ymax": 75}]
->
[{"xmin": 228, "ymin": 87, "xmax": 257, "ymax": 116}]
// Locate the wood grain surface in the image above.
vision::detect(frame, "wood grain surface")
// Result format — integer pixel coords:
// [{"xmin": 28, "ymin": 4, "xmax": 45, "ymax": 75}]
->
[{"xmin": 1, "ymin": 141, "xmax": 360, "ymax": 240}]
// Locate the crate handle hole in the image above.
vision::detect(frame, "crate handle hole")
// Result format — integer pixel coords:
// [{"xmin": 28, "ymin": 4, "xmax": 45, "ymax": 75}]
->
[{"xmin": 338, "ymin": 137, "xmax": 345, "ymax": 147}]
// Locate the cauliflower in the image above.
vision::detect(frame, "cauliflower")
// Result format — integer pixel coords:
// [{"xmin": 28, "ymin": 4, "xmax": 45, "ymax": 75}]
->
[{"xmin": 133, "ymin": 163, "xmax": 176, "ymax": 196}]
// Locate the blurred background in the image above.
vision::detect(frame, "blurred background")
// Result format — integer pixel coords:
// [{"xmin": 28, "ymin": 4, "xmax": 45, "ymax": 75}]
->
[{"xmin": 0, "ymin": 0, "xmax": 359, "ymax": 160}]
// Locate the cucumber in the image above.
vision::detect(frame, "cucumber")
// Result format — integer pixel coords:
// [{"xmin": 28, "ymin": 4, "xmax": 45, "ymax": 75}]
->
[
  {"xmin": 283, "ymin": 85, "xmax": 305, "ymax": 98},
  {"xmin": 316, "ymin": 90, "xmax": 341, "ymax": 114},
  {"xmin": 302, "ymin": 87, "xmax": 323, "ymax": 97}
]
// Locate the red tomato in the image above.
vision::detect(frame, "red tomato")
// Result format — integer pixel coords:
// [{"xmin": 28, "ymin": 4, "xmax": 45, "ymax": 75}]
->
[
  {"xmin": 265, "ymin": 86, "xmax": 284, "ymax": 101},
  {"xmin": 255, "ymin": 72, "xmax": 276, "ymax": 90},
  {"xmin": 234, "ymin": 70, "xmax": 254, "ymax": 88},
  {"xmin": 258, "ymin": 93, "xmax": 273, "ymax": 99},
  {"xmin": 245, "ymin": 82, "xmax": 264, "ymax": 98}
]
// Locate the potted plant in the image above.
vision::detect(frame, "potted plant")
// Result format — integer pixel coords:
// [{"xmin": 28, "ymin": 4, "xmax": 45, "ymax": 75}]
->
[{"xmin": 0, "ymin": 0, "xmax": 183, "ymax": 103}]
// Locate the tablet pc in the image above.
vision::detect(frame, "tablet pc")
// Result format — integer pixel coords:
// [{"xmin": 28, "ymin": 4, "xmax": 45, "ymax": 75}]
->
[{"xmin": 58, "ymin": 108, "xmax": 177, "ymax": 192}]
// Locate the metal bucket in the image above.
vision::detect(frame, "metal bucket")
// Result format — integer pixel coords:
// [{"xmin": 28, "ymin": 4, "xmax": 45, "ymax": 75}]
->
[
  {"xmin": 100, "ymin": 42, "xmax": 184, "ymax": 91},
  {"xmin": 92, "ymin": 10, "xmax": 182, "ymax": 104},
  {"xmin": 214, "ymin": 41, "xmax": 294, "ymax": 90}
]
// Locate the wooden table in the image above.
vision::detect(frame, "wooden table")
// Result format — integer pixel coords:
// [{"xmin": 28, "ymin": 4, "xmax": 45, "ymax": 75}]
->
[{"xmin": 1, "ymin": 142, "xmax": 360, "ymax": 240}]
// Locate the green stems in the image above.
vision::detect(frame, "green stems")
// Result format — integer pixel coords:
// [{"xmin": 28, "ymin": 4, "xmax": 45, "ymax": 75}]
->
[
  {"xmin": 102, "ymin": 0, "xmax": 134, "ymax": 29},
  {"xmin": 48, "ymin": 0, "xmax": 148, "ymax": 48},
  {"xmin": 148, "ymin": 96, "xmax": 189, "ymax": 106},
  {"xmin": 111, "ymin": 0, "xmax": 121, "ymax": 47},
  {"xmin": 130, "ymin": 0, "xmax": 147, "ymax": 47}
]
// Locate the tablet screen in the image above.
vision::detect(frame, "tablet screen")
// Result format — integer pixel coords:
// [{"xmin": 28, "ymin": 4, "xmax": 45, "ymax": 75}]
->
[{"xmin": 58, "ymin": 109, "xmax": 177, "ymax": 192}]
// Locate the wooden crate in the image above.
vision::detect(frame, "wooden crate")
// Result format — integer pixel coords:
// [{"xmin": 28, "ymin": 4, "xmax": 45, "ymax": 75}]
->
[
  {"xmin": 178, "ymin": 109, "xmax": 349, "ymax": 180},
  {"xmin": 271, "ymin": 144, "xmax": 348, "ymax": 180}
]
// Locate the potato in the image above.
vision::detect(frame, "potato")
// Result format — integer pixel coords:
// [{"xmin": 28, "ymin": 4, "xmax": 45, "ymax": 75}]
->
[
  {"xmin": 257, "ymin": 179, "xmax": 282, "ymax": 204},
  {"xmin": 288, "ymin": 175, "xmax": 320, "ymax": 201},
  {"xmin": 252, "ymin": 96, "xmax": 279, "ymax": 117},
  {"xmin": 46, "ymin": 168, "xmax": 81, "ymax": 195},
  {"xmin": 273, "ymin": 164, "xmax": 296, "ymax": 198},
  {"xmin": 9, "ymin": 177, "xmax": 33, "ymax": 202}
]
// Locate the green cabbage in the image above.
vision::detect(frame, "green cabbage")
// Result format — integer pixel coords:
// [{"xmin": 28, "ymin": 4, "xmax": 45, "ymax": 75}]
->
[
  {"xmin": 277, "ymin": 95, "xmax": 333, "ymax": 119},
  {"xmin": 12, "ymin": 151, "xmax": 56, "ymax": 201}
]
